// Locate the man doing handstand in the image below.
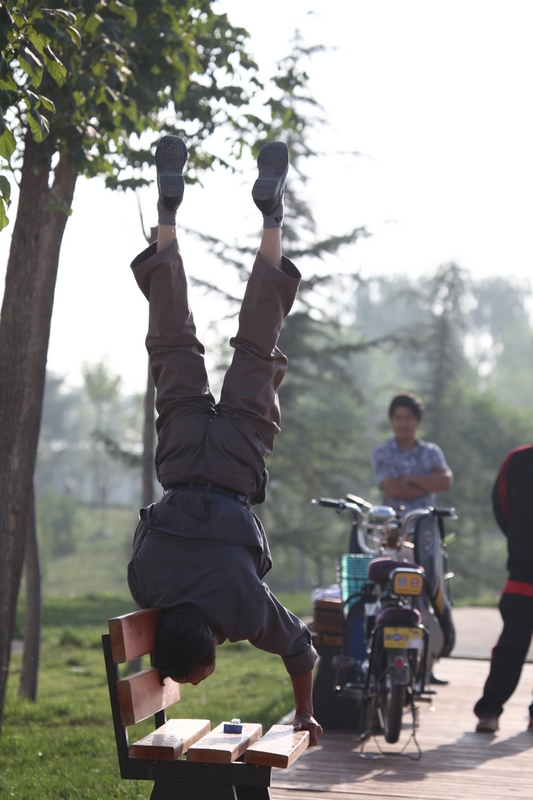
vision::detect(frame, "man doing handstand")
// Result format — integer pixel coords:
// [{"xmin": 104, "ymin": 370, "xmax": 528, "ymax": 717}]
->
[{"xmin": 127, "ymin": 135, "xmax": 322, "ymax": 745}]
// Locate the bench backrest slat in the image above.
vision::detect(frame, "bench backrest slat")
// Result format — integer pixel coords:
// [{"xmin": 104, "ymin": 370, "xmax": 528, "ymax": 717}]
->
[
  {"xmin": 108, "ymin": 607, "xmax": 161, "ymax": 664},
  {"xmin": 117, "ymin": 667, "xmax": 181, "ymax": 726}
]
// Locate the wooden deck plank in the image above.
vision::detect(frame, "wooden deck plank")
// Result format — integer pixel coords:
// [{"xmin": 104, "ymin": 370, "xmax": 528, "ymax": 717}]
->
[{"xmin": 272, "ymin": 659, "xmax": 533, "ymax": 800}]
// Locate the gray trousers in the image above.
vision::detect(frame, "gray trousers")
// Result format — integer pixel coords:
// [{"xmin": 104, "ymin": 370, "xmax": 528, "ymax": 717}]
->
[{"xmin": 131, "ymin": 241, "xmax": 301, "ymax": 504}]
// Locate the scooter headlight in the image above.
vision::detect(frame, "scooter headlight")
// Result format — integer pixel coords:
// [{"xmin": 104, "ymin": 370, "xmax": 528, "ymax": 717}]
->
[{"xmin": 390, "ymin": 568, "xmax": 425, "ymax": 596}]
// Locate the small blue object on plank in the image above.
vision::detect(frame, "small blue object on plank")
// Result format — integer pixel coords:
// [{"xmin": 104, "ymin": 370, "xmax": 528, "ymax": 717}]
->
[{"xmin": 223, "ymin": 718, "xmax": 243, "ymax": 734}]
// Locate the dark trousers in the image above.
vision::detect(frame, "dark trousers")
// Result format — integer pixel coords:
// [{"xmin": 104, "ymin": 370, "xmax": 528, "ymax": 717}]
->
[
  {"xmin": 474, "ymin": 592, "xmax": 533, "ymax": 718},
  {"xmin": 130, "ymin": 240, "xmax": 300, "ymax": 503}
]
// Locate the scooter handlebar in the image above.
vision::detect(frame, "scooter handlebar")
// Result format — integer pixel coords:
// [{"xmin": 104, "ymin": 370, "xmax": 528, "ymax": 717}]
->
[{"xmin": 312, "ymin": 497, "xmax": 365, "ymax": 515}]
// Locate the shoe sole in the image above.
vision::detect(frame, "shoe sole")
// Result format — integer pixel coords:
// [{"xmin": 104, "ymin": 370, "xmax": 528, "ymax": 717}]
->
[
  {"xmin": 252, "ymin": 141, "xmax": 289, "ymax": 214},
  {"xmin": 156, "ymin": 135, "xmax": 187, "ymax": 208},
  {"xmin": 475, "ymin": 723, "xmax": 498, "ymax": 733}
]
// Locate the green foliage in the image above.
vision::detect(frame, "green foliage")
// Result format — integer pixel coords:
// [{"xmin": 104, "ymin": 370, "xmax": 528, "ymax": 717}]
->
[
  {"xmin": 34, "ymin": 503, "xmax": 137, "ymax": 597},
  {"xmin": 37, "ymin": 491, "xmax": 78, "ymax": 558},
  {"xmin": 4, "ymin": 0, "xmax": 310, "ymax": 193},
  {"xmin": 0, "ymin": 1, "xmax": 78, "ymax": 228},
  {"xmin": 15, "ymin": 595, "xmax": 135, "ymax": 634}
]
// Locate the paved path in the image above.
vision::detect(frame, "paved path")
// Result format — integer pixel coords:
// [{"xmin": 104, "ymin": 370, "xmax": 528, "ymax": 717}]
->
[
  {"xmin": 451, "ymin": 607, "xmax": 533, "ymax": 661},
  {"xmin": 272, "ymin": 658, "xmax": 533, "ymax": 800}
]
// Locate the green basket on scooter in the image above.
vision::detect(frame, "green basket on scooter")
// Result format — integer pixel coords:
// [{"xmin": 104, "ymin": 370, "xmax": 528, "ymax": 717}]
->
[{"xmin": 336, "ymin": 554, "xmax": 374, "ymax": 663}]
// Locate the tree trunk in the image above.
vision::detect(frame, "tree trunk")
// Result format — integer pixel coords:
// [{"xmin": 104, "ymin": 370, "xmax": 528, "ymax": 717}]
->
[
  {"xmin": 0, "ymin": 148, "xmax": 77, "ymax": 728},
  {"xmin": 0, "ymin": 135, "xmax": 51, "ymax": 729},
  {"xmin": 12, "ymin": 153, "xmax": 77, "ymax": 688},
  {"xmin": 18, "ymin": 486, "xmax": 40, "ymax": 701}
]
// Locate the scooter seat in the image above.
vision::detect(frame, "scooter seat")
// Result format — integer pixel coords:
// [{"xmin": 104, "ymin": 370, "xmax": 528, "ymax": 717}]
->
[
  {"xmin": 375, "ymin": 606, "xmax": 422, "ymax": 626},
  {"xmin": 368, "ymin": 557, "xmax": 423, "ymax": 584}
]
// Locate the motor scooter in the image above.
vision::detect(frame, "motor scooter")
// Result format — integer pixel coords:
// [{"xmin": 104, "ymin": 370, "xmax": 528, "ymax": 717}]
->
[{"xmin": 311, "ymin": 496, "xmax": 457, "ymax": 745}]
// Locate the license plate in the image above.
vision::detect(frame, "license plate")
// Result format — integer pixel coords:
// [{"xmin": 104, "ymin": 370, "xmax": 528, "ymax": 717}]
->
[{"xmin": 383, "ymin": 626, "xmax": 424, "ymax": 649}]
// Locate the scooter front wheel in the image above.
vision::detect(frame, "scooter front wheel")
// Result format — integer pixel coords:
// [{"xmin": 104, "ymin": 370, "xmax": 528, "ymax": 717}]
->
[{"xmin": 383, "ymin": 683, "xmax": 405, "ymax": 743}]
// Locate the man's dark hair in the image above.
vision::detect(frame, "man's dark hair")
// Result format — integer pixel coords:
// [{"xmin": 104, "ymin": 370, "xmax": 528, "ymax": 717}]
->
[
  {"xmin": 388, "ymin": 392, "xmax": 424, "ymax": 421},
  {"xmin": 153, "ymin": 604, "xmax": 216, "ymax": 683}
]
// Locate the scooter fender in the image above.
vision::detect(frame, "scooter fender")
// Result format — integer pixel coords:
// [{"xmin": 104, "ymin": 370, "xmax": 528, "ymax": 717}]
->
[{"xmin": 386, "ymin": 650, "xmax": 411, "ymax": 685}]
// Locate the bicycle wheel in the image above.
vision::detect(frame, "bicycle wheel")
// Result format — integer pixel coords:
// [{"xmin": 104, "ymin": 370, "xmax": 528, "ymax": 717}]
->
[{"xmin": 383, "ymin": 682, "xmax": 405, "ymax": 743}]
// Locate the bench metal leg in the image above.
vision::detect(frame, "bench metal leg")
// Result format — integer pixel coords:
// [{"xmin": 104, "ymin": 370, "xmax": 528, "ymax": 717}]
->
[{"xmin": 235, "ymin": 787, "xmax": 271, "ymax": 800}]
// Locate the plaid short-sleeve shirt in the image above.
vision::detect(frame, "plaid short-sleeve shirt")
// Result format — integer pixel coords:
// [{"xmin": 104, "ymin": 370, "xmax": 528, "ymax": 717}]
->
[{"xmin": 371, "ymin": 437, "xmax": 449, "ymax": 513}]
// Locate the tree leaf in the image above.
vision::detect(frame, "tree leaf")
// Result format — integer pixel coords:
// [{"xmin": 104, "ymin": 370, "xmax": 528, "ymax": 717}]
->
[
  {"xmin": 0, "ymin": 197, "xmax": 9, "ymax": 231},
  {"xmin": 27, "ymin": 27, "xmax": 47, "ymax": 55},
  {"xmin": 0, "ymin": 4, "xmax": 13, "ymax": 28},
  {"xmin": 18, "ymin": 45, "xmax": 44, "ymax": 87},
  {"xmin": 44, "ymin": 46, "xmax": 67, "ymax": 86},
  {"xmin": 83, "ymin": 13, "xmax": 104, "ymax": 35},
  {"xmin": 65, "ymin": 25, "xmax": 81, "ymax": 47},
  {"xmin": 38, "ymin": 94, "xmax": 55, "ymax": 113},
  {"xmin": 0, "ymin": 88, "xmax": 10, "ymax": 112},
  {"xmin": 0, "ymin": 174, "xmax": 11, "ymax": 203},
  {"xmin": 0, "ymin": 22, "xmax": 10, "ymax": 52},
  {"xmin": 25, "ymin": 89, "xmax": 40, "ymax": 107},
  {"xmin": 32, "ymin": 17, "xmax": 56, "ymax": 43},
  {"xmin": 0, "ymin": 75, "xmax": 17, "ymax": 91},
  {"xmin": 0, "ymin": 127, "xmax": 16, "ymax": 159},
  {"xmin": 122, "ymin": 98, "xmax": 137, "ymax": 123},
  {"xmin": 109, "ymin": 0, "xmax": 137, "ymax": 28},
  {"xmin": 52, "ymin": 9, "xmax": 77, "ymax": 25},
  {"xmin": 27, "ymin": 106, "xmax": 50, "ymax": 142}
]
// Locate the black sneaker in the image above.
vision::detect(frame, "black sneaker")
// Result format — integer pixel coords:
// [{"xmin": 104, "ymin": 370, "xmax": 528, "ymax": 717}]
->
[
  {"xmin": 429, "ymin": 672, "xmax": 449, "ymax": 686},
  {"xmin": 252, "ymin": 141, "xmax": 289, "ymax": 216},
  {"xmin": 155, "ymin": 135, "xmax": 188, "ymax": 212}
]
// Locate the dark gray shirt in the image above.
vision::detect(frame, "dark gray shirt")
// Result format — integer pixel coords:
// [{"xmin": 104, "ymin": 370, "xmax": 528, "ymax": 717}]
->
[{"xmin": 128, "ymin": 488, "xmax": 317, "ymax": 676}]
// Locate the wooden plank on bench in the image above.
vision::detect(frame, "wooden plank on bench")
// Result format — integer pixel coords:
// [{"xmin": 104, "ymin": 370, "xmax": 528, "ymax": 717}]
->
[
  {"xmin": 187, "ymin": 722, "xmax": 262, "ymax": 764},
  {"xmin": 129, "ymin": 718, "xmax": 211, "ymax": 761},
  {"xmin": 108, "ymin": 608, "xmax": 161, "ymax": 664},
  {"xmin": 243, "ymin": 724, "xmax": 309, "ymax": 768},
  {"xmin": 117, "ymin": 667, "xmax": 181, "ymax": 726}
]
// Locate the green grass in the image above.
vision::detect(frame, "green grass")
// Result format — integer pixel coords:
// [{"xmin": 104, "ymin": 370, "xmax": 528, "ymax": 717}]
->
[
  {"xmin": 454, "ymin": 595, "xmax": 499, "ymax": 607},
  {"xmin": 3, "ymin": 593, "xmax": 309, "ymax": 799},
  {"xmin": 40, "ymin": 505, "xmax": 138, "ymax": 598}
]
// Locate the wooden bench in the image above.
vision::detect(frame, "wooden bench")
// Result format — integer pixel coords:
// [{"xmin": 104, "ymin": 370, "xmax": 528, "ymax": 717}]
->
[{"xmin": 102, "ymin": 607, "xmax": 310, "ymax": 799}]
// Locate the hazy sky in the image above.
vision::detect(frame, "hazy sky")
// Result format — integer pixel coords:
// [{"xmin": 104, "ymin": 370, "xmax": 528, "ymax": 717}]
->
[{"xmin": 1, "ymin": 0, "xmax": 531, "ymax": 393}]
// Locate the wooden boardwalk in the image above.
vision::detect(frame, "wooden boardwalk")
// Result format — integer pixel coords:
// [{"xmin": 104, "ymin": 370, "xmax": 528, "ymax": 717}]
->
[{"xmin": 272, "ymin": 658, "xmax": 533, "ymax": 800}]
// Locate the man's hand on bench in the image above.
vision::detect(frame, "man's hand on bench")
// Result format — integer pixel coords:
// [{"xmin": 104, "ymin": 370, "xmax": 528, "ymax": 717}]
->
[
  {"xmin": 293, "ymin": 713, "xmax": 323, "ymax": 746},
  {"xmin": 290, "ymin": 671, "xmax": 323, "ymax": 746}
]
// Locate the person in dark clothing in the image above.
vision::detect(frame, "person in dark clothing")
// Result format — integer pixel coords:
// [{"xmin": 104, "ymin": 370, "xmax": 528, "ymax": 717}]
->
[
  {"xmin": 474, "ymin": 445, "xmax": 533, "ymax": 733},
  {"xmin": 127, "ymin": 135, "xmax": 322, "ymax": 745}
]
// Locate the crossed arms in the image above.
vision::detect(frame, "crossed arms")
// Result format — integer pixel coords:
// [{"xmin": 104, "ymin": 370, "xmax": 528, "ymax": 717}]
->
[{"xmin": 380, "ymin": 466, "xmax": 453, "ymax": 501}]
